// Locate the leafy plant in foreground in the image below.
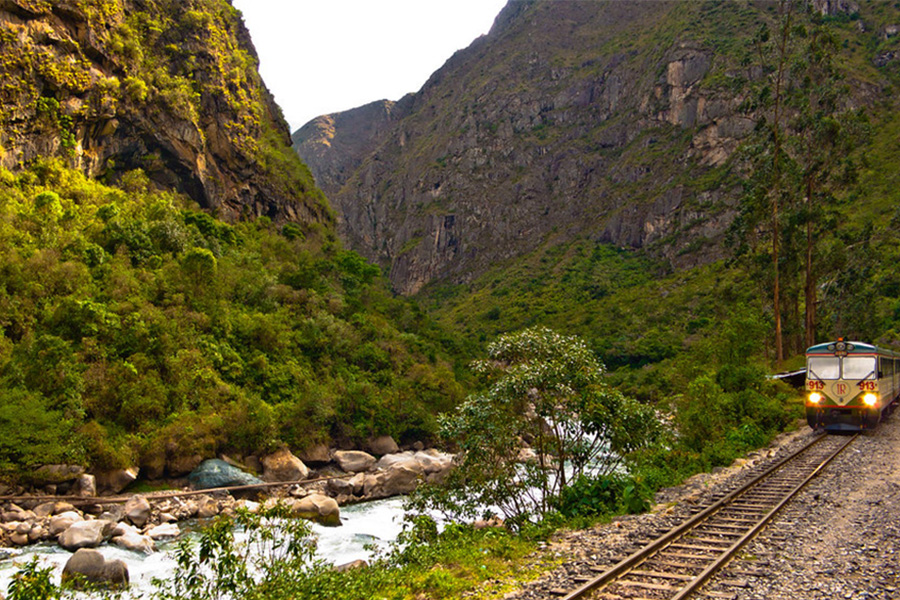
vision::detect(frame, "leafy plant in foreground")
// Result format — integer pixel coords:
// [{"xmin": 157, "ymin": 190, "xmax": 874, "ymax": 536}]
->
[{"xmin": 151, "ymin": 504, "xmax": 316, "ymax": 600}]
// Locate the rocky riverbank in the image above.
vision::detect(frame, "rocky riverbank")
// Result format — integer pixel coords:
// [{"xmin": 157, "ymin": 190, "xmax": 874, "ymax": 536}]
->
[{"xmin": 0, "ymin": 437, "xmax": 453, "ymax": 561}]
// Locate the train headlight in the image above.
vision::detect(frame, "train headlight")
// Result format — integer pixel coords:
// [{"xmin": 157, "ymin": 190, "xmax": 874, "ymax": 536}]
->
[
  {"xmin": 809, "ymin": 392, "xmax": 822, "ymax": 404},
  {"xmin": 863, "ymin": 393, "xmax": 878, "ymax": 407}
]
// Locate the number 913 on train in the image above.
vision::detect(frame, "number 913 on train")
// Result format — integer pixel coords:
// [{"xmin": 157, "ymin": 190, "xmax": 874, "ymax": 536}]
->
[{"xmin": 805, "ymin": 339, "xmax": 900, "ymax": 431}]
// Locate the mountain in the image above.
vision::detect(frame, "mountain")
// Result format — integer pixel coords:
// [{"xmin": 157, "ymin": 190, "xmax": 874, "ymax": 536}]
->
[
  {"xmin": 1, "ymin": 0, "xmax": 329, "ymax": 224},
  {"xmin": 0, "ymin": 0, "xmax": 467, "ymax": 483},
  {"xmin": 294, "ymin": 0, "xmax": 899, "ymax": 296}
]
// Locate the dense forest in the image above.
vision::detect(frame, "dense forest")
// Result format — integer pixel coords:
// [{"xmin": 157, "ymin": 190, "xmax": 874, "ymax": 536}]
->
[{"xmin": 0, "ymin": 160, "xmax": 468, "ymax": 480}]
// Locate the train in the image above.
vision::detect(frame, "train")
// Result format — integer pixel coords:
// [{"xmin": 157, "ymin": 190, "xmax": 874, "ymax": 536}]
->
[{"xmin": 805, "ymin": 339, "xmax": 900, "ymax": 431}]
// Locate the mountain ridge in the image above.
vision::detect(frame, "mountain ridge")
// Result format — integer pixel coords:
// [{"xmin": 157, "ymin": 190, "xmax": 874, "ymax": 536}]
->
[
  {"xmin": 0, "ymin": 0, "xmax": 330, "ymax": 225},
  {"xmin": 293, "ymin": 0, "xmax": 893, "ymax": 296}
]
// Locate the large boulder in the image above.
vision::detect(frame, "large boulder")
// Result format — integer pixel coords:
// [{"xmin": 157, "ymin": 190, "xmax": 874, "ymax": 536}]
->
[
  {"xmin": 414, "ymin": 450, "xmax": 454, "ymax": 474},
  {"xmin": 366, "ymin": 464, "xmax": 424, "ymax": 499},
  {"xmin": 374, "ymin": 451, "xmax": 420, "ymax": 470},
  {"xmin": 261, "ymin": 448, "xmax": 309, "ymax": 482},
  {"xmin": 367, "ymin": 435, "xmax": 400, "ymax": 456},
  {"xmin": 49, "ymin": 511, "xmax": 85, "ymax": 536},
  {"xmin": 124, "ymin": 496, "xmax": 151, "ymax": 528},
  {"xmin": 62, "ymin": 548, "xmax": 129, "ymax": 590},
  {"xmin": 95, "ymin": 467, "xmax": 139, "ymax": 495},
  {"xmin": 188, "ymin": 459, "xmax": 263, "ymax": 490},
  {"xmin": 58, "ymin": 519, "xmax": 115, "ymax": 551},
  {"xmin": 290, "ymin": 494, "xmax": 341, "ymax": 527},
  {"xmin": 384, "ymin": 464, "xmax": 423, "ymax": 495},
  {"xmin": 333, "ymin": 450, "xmax": 376, "ymax": 473},
  {"xmin": 34, "ymin": 464, "xmax": 85, "ymax": 484},
  {"xmin": 297, "ymin": 444, "xmax": 331, "ymax": 466},
  {"xmin": 74, "ymin": 474, "xmax": 97, "ymax": 497}
]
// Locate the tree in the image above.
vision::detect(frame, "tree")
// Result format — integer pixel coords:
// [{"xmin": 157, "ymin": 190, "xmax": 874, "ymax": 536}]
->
[
  {"xmin": 413, "ymin": 326, "xmax": 658, "ymax": 526},
  {"xmin": 787, "ymin": 20, "xmax": 867, "ymax": 347},
  {"xmin": 735, "ymin": 1, "xmax": 865, "ymax": 358}
]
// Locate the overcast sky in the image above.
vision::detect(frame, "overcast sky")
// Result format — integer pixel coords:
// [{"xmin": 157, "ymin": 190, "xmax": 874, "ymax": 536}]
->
[{"xmin": 231, "ymin": 0, "xmax": 509, "ymax": 132}]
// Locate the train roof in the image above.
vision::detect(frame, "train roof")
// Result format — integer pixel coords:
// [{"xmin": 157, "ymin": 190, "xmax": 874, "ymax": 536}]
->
[{"xmin": 806, "ymin": 341, "xmax": 900, "ymax": 357}]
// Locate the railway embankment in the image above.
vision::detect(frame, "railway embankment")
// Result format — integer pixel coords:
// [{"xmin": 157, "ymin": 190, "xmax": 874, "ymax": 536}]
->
[{"xmin": 493, "ymin": 416, "xmax": 899, "ymax": 600}]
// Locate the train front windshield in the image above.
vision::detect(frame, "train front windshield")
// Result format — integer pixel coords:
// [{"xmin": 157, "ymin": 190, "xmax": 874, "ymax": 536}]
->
[
  {"xmin": 807, "ymin": 356, "xmax": 875, "ymax": 379},
  {"xmin": 843, "ymin": 357, "xmax": 876, "ymax": 379},
  {"xmin": 808, "ymin": 356, "xmax": 839, "ymax": 379}
]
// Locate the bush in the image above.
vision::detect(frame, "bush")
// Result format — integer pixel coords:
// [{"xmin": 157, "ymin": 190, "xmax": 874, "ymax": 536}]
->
[{"xmin": 0, "ymin": 389, "xmax": 79, "ymax": 477}]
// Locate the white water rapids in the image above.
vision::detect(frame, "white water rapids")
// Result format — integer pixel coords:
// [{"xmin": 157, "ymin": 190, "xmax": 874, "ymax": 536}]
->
[{"xmin": 0, "ymin": 496, "xmax": 408, "ymax": 597}]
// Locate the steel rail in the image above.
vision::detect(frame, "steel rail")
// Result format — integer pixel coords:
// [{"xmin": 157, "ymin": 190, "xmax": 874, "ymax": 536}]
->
[
  {"xmin": 669, "ymin": 432, "xmax": 857, "ymax": 600},
  {"xmin": 560, "ymin": 433, "xmax": 855, "ymax": 600}
]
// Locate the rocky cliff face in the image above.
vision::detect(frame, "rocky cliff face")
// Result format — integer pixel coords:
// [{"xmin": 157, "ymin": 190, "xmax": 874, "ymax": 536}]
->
[
  {"xmin": 0, "ymin": 0, "xmax": 329, "ymax": 224},
  {"xmin": 294, "ymin": 0, "xmax": 884, "ymax": 295}
]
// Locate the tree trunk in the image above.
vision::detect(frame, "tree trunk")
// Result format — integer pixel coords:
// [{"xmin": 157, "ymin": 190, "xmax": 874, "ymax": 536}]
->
[{"xmin": 805, "ymin": 180, "xmax": 817, "ymax": 348}]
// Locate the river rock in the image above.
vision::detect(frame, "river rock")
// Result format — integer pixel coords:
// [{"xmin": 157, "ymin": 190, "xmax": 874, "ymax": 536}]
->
[
  {"xmin": 35, "ymin": 464, "xmax": 85, "ymax": 484},
  {"xmin": 1, "ymin": 510, "xmax": 21, "ymax": 523},
  {"xmin": 367, "ymin": 464, "xmax": 423, "ymax": 498},
  {"xmin": 54, "ymin": 501, "xmax": 77, "ymax": 514},
  {"xmin": 146, "ymin": 523, "xmax": 180, "ymax": 540},
  {"xmin": 27, "ymin": 525, "xmax": 45, "ymax": 542},
  {"xmin": 414, "ymin": 449, "xmax": 454, "ymax": 474},
  {"xmin": 58, "ymin": 519, "xmax": 115, "ymax": 550},
  {"xmin": 374, "ymin": 451, "xmax": 421, "ymax": 470},
  {"xmin": 188, "ymin": 459, "xmax": 264, "ymax": 490},
  {"xmin": 335, "ymin": 559, "xmax": 368, "ymax": 572},
  {"xmin": 290, "ymin": 494, "xmax": 340, "ymax": 526},
  {"xmin": 95, "ymin": 467, "xmax": 139, "ymax": 495},
  {"xmin": 196, "ymin": 495, "xmax": 219, "ymax": 519},
  {"xmin": 367, "ymin": 435, "xmax": 400, "ymax": 456},
  {"xmin": 33, "ymin": 502, "xmax": 56, "ymax": 518},
  {"xmin": 261, "ymin": 448, "xmax": 309, "ymax": 482},
  {"xmin": 111, "ymin": 528, "xmax": 155, "ymax": 554},
  {"xmin": 348, "ymin": 472, "xmax": 367, "ymax": 495},
  {"xmin": 99, "ymin": 504, "xmax": 125, "ymax": 523},
  {"xmin": 49, "ymin": 511, "xmax": 84, "ymax": 536},
  {"xmin": 124, "ymin": 495, "xmax": 151, "ymax": 527},
  {"xmin": 298, "ymin": 444, "xmax": 331, "ymax": 465},
  {"xmin": 62, "ymin": 548, "xmax": 129, "ymax": 590},
  {"xmin": 10, "ymin": 532, "xmax": 28, "ymax": 546},
  {"xmin": 327, "ymin": 477, "xmax": 354, "ymax": 496},
  {"xmin": 75, "ymin": 474, "xmax": 97, "ymax": 497},
  {"xmin": 333, "ymin": 450, "xmax": 376, "ymax": 473}
]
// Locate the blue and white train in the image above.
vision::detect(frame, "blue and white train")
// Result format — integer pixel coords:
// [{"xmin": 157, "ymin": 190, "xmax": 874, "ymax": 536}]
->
[{"xmin": 805, "ymin": 339, "xmax": 900, "ymax": 431}]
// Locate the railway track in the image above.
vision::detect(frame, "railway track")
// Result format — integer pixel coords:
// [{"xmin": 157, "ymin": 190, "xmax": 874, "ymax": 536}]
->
[{"xmin": 559, "ymin": 433, "xmax": 857, "ymax": 600}]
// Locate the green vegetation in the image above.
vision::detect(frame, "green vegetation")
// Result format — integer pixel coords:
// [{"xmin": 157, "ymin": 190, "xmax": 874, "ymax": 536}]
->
[
  {"xmin": 0, "ymin": 0, "xmax": 328, "ymax": 222},
  {"xmin": 0, "ymin": 160, "xmax": 464, "ymax": 481},
  {"xmin": 410, "ymin": 327, "xmax": 659, "ymax": 528}
]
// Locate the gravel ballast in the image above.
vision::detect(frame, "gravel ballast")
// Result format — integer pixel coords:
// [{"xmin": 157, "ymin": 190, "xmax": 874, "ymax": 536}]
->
[{"xmin": 491, "ymin": 413, "xmax": 900, "ymax": 600}]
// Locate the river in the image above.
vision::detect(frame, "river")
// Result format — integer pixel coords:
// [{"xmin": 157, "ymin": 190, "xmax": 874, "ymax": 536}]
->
[{"xmin": 0, "ymin": 496, "xmax": 408, "ymax": 597}]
